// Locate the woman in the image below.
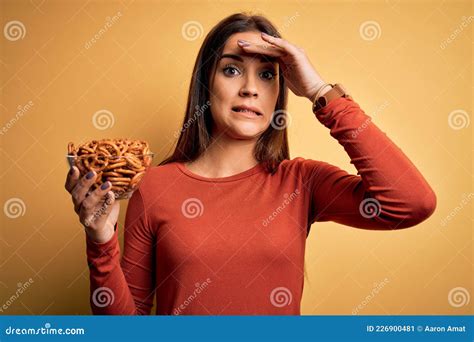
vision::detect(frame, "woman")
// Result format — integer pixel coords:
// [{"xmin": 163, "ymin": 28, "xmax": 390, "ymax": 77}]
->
[{"xmin": 64, "ymin": 13, "xmax": 436, "ymax": 315}]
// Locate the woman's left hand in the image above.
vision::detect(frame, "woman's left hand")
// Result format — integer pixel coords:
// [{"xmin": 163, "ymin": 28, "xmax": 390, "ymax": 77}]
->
[{"xmin": 237, "ymin": 32, "xmax": 325, "ymax": 101}]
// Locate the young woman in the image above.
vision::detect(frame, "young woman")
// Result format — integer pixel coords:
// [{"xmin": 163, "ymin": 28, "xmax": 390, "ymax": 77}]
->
[{"xmin": 65, "ymin": 13, "xmax": 436, "ymax": 315}]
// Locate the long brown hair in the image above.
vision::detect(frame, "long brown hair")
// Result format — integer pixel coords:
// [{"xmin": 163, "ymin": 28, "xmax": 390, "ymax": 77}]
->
[{"xmin": 159, "ymin": 12, "xmax": 290, "ymax": 173}]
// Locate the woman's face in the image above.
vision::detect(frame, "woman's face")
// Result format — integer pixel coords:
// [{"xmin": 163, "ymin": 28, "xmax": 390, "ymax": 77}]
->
[{"xmin": 208, "ymin": 31, "xmax": 280, "ymax": 140}]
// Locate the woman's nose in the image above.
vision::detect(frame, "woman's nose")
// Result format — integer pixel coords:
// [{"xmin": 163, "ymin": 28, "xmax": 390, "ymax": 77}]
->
[{"xmin": 239, "ymin": 76, "xmax": 258, "ymax": 97}]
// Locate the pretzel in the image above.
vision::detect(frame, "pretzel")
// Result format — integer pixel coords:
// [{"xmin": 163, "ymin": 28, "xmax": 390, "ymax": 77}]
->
[{"xmin": 67, "ymin": 139, "xmax": 152, "ymax": 199}]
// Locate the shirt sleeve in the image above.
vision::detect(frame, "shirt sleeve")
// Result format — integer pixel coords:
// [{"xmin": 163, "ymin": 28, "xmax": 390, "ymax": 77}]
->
[
  {"xmin": 306, "ymin": 96, "xmax": 437, "ymax": 230},
  {"xmin": 85, "ymin": 187, "xmax": 156, "ymax": 314}
]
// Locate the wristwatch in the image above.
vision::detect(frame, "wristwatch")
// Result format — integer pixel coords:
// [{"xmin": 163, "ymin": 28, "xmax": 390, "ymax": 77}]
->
[{"xmin": 312, "ymin": 83, "xmax": 351, "ymax": 113}]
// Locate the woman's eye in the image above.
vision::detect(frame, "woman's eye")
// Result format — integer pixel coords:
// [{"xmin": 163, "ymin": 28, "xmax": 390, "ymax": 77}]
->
[
  {"xmin": 260, "ymin": 70, "xmax": 276, "ymax": 80},
  {"xmin": 222, "ymin": 65, "xmax": 276, "ymax": 80},
  {"xmin": 223, "ymin": 66, "xmax": 240, "ymax": 76}
]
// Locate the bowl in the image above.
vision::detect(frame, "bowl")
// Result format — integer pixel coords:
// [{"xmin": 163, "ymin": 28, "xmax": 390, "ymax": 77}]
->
[{"xmin": 66, "ymin": 139, "xmax": 154, "ymax": 200}]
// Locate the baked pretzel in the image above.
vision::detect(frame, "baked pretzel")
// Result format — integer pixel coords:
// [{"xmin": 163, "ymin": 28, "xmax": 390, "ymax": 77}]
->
[{"xmin": 67, "ymin": 139, "xmax": 152, "ymax": 199}]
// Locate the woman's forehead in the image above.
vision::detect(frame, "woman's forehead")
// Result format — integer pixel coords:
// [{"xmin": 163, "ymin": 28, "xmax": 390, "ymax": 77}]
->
[
  {"xmin": 222, "ymin": 31, "xmax": 264, "ymax": 53},
  {"xmin": 220, "ymin": 32, "xmax": 278, "ymax": 64}
]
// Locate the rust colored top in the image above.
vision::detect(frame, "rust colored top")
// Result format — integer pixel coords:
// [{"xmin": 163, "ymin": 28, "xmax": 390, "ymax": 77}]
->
[{"xmin": 86, "ymin": 97, "xmax": 436, "ymax": 315}]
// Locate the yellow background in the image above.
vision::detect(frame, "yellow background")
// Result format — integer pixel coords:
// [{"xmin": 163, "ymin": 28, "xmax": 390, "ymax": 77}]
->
[{"xmin": 0, "ymin": 0, "xmax": 472, "ymax": 315}]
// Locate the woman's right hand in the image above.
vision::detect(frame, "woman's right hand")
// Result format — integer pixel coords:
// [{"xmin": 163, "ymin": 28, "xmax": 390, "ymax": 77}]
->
[{"xmin": 64, "ymin": 166, "xmax": 120, "ymax": 244}]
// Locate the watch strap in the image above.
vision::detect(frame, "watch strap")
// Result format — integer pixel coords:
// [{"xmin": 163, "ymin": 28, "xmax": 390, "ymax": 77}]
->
[{"xmin": 312, "ymin": 83, "xmax": 350, "ymax": 113}]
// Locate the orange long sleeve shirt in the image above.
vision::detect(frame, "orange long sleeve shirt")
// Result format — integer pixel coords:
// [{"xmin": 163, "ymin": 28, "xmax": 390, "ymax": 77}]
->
[{"xmin": 85, "ymin": 96, "xmax": 437, "ymax": 315}]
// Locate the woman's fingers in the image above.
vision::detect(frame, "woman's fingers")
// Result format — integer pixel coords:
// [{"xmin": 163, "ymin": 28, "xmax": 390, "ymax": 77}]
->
[
  {"xmin": 260, "ymin": 32, "xmax": 296, "ymax": 53},
  {"xmin": 237, "ymin": 33, "xmax": 304, "ymax": 68},
  {"xmin": 237, "ymin": 39, "xmax": 287, "ymax": 58},
  {"xmin": 79, "ymin": 182, "xmax": 114, "ymax": 228},
  {"xmin": 71, "ymin": 170, "xmax": 97, "ymax": 212},
  {"xmin": 261, "ymin": 32, "xmax": 303, "ymax": 57},
  {"xmin": 64, "ymin": 166, "xmax": 80, "ymax": 193}
]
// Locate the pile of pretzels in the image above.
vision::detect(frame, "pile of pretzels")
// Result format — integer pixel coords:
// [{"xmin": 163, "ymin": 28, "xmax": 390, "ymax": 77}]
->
[{"xmin": 67, "ymin": 139, "xmax": 153, "ymax": 199}]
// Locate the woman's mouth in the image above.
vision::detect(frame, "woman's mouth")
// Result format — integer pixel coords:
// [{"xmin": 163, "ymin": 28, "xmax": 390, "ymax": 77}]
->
[{"xmin": 231, "ymin": 106, "xmax": 263, "ymax": 118}]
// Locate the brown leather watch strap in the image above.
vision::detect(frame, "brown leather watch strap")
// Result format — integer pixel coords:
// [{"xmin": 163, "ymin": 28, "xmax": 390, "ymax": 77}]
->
[{"xmin": 312, "ymin": 83, "xmax": 350, "ymax": 113}]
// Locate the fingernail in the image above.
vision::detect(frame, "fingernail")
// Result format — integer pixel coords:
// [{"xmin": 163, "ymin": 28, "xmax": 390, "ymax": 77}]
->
[
  {"xmin": 238, "ymin": 39, "xmax": 250, "ymax": 46},
  {"xmin": 101, "ymin": 182, "xmax": 110, "ymax": 190},
  {"xmin": 86, "ymin": 171, "xmax": 95, "ymax": 179},
  {"xmin": 261, "ymin": 32, "xmax": 269, "ymax": 36}
]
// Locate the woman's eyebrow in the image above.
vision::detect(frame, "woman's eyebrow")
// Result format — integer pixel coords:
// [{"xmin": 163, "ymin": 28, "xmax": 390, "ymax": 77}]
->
[{"xmin": 219, "ymin": 53, "xmax": 277, "ymax": 64}]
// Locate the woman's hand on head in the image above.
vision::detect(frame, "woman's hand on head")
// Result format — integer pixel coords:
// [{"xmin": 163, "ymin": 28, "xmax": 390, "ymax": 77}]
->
[
  {"xmin": 64, "ymin": 166, "xmax": 120, "ymax": 244},
  {"xmin": 237, "ymin": 32, "xmax": 325, "ymax": 101}
]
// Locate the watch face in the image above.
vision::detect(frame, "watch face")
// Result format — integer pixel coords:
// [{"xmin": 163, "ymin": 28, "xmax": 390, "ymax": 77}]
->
[{"xmin": 317, "ymin": 97, "xmax": 327, "ymax": 107}]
